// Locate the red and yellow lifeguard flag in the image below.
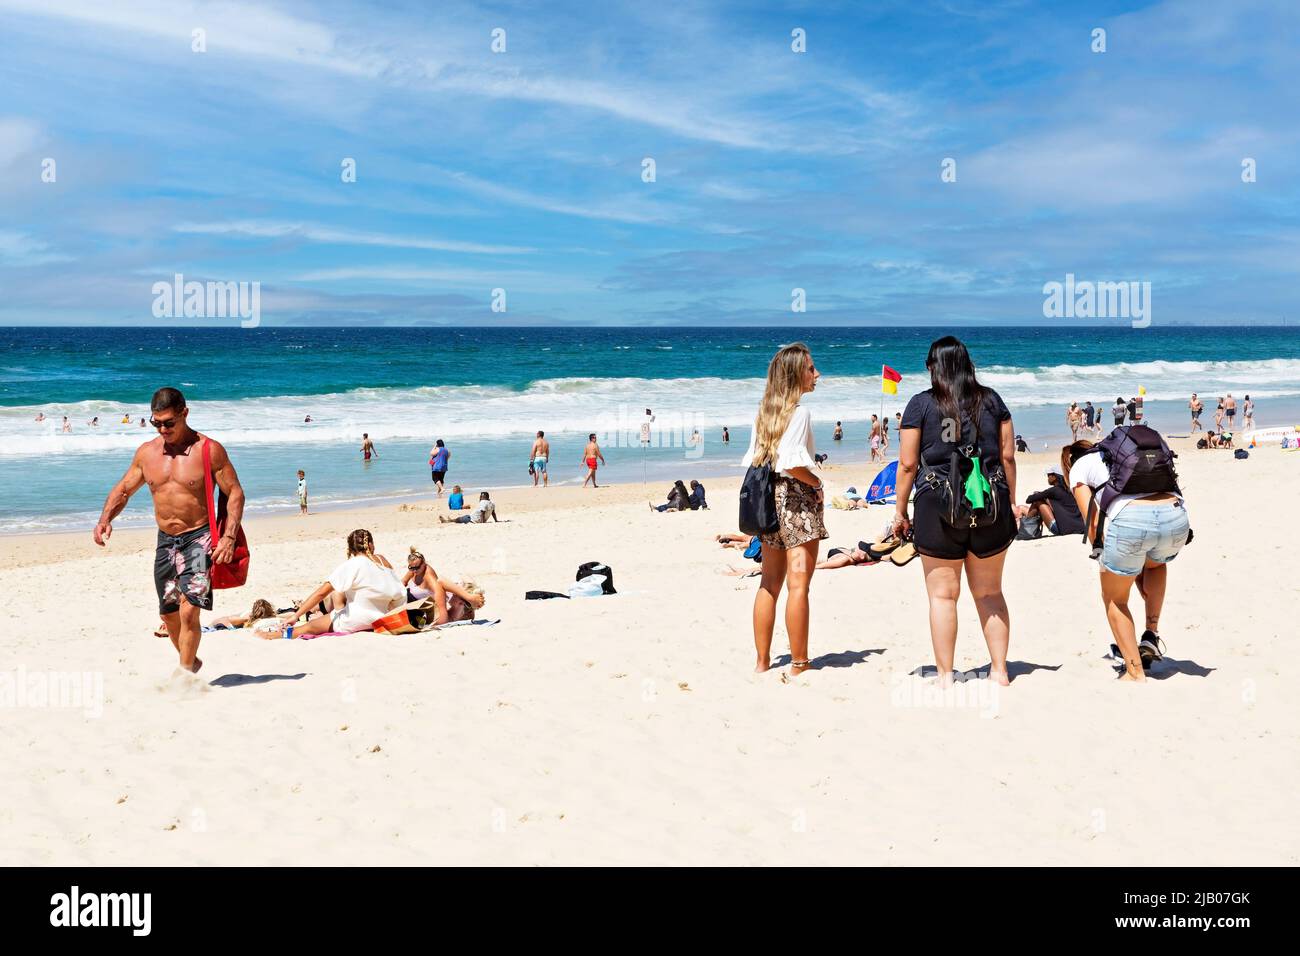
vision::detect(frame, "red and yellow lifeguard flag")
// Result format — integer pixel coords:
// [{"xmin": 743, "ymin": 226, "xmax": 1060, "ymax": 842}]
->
[{"xmin": 882, "ymin": 364, "xmax": 902, "ymax": 395}]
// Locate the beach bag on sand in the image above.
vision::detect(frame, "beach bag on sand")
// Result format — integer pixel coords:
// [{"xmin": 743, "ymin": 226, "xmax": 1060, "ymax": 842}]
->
[
  {"xmin": 1016, "ymin": 513, "xmax": 1043, "ymax": 540},
  {"xmin": 202, "ymin": 439, "xmax": 250, "ymax": 590},
  {"xmin": 575, "ymin": 561, "xmax": 616, "ymax": 595},
  {"xmin": 373, "ymin": 597, "xmax": 438, "ymax": 634},
  {"xmin": 1234, "ymin": 449, "xmax": 1249, "ymax": 460},
  {"xmin": 739, "ymin": 463, "xmax": 779, "ymax": 535}
]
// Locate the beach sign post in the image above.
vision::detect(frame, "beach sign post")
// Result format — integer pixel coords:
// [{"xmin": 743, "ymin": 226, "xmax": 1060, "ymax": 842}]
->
[{"xmin": 641, "ymin": 408, "xmax": 653, "ymax": 490}]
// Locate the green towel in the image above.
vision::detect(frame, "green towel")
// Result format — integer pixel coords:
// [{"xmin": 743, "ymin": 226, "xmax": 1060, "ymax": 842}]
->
[{"xmin": 964, "ymin": 457, "xmax": 991, "ymax": 510}]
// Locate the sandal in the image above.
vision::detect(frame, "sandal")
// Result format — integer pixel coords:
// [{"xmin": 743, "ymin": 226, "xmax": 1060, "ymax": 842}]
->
[
  {"xmin": 888, "ymin": 541, "xmax": 919, "ymax": 566},
  {"xmin": 861, "ymin": 536, "xmax": 902, "ymax": 562}
]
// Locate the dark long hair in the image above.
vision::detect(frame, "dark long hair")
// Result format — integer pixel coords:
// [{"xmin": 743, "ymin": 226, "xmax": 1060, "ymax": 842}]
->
[{"xmin": 926, "ymin": 336, "xmax": 986, "ymax": 432}]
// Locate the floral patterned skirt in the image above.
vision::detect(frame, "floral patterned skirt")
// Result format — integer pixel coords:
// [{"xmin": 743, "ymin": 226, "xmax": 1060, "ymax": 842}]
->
[{"xmin": 761, "ymin": 475, "xmax": 829, "ymax": 550}]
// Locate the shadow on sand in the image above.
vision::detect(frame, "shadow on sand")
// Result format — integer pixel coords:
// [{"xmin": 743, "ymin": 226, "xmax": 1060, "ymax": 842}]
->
[
  {"xmin": 774, "ymin": 648, "xmax": 886, "ymax": 671},
  {"xmin": 908, "ymin": 660, "xmax": 1062, "ymax": 682},
  {"xmin": 210, "ymin": 673, "xmax": 308, "ymax": 688}
]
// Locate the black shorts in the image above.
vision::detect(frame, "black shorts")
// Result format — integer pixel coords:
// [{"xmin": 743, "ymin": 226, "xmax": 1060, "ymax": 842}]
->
[
  {"xmin": 912, "ymin": 487, "xmax": 1016, "ymax": 560},
  {"xmin": 154, "ymin": 525, "xmax": 214, "ymax": 614},
  {"xmin": 430, "ymin": 470, "xmax": 446, "ymax": 483}
]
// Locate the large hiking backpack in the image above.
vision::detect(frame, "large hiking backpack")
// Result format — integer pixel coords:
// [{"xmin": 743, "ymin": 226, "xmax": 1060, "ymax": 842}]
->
[{"xmin": 1083, "ymin": 424, "xmax": 1180, "ymax": 546}]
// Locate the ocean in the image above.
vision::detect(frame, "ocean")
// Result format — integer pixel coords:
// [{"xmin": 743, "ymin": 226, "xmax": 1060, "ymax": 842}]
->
[{"xmin": 4, "ymin": 325, "xmax": 1299, "ymax": 534}]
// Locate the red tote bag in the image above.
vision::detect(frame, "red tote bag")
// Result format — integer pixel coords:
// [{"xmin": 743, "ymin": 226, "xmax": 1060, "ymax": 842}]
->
[{"xmin": 202, "ymin": 438, "xmax": 250, "ymax": 589}]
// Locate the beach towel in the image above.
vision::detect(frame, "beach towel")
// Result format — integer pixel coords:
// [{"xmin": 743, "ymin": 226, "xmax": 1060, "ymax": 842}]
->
[{"xmin": 294, "ymin": 630, "xmax": 348, "ymax": 641}]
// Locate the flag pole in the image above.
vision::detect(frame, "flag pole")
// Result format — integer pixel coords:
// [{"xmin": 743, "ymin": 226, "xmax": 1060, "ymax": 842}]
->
[{"xmin": 880, "ymin": 364, "xmax": 885, "ymax": 438}]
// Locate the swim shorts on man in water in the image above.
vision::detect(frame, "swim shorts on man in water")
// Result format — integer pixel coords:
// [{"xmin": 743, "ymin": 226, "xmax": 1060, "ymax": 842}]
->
[
  {"xmin": 154, "ymin": 525, "xmax": 214, "ymax": 614},
  {"xmin": 586, "ymin": 457, "xmax": 597, "ymax": 469},
  {"xmin": 533, "ymin": 457, "xmax": 547, "ymax": 474}
]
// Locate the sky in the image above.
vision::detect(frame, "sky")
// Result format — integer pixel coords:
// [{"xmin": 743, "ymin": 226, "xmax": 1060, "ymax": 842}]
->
[{"xmin": 0, "ymin": 0, "xmax": 1297, "ymax": 327}]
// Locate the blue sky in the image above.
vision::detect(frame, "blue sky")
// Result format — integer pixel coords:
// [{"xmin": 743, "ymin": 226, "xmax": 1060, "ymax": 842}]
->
[{"xmin": 0, "ymin": 0, "xmax": 1297, "ymax": 326}]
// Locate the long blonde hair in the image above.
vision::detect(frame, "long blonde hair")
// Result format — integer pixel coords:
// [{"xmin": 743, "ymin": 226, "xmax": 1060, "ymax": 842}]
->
[{"xmin": 751, "ymin": 342, "xmax": 812, "ymax": 466}]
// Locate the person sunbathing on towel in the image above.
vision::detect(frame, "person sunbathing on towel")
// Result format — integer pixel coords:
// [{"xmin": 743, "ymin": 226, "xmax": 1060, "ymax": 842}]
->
[{"xmin": 816, "ymin": 545, "xmax": 878, "ymax": 570}]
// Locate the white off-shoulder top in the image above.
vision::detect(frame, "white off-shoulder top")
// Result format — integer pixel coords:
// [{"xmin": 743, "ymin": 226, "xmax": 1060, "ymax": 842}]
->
[{"xmin": 740, "ymin": 405, "xmax": 817, "ymax": 478}]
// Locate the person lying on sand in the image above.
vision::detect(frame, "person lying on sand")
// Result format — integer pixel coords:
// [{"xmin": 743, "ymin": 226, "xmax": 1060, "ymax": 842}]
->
[
  {"xmin": 816, "ymin": 545, "xmax": 878, "ymax": 570},
  {"xmin": 206, "ymin": 598, "xmax": 278, "ymax": 631},
  {"xmin": 439, "ymin": 578, "xmax": 486, "ymax": 623},
  {"xmin": 716, "ymin": 532, "xmax": 755, "ymax": 550}
]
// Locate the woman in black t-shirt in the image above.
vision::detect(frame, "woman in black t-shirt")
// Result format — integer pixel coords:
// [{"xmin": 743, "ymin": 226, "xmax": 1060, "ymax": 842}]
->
[{"xmin": 893, "ymin": 336, "xmax": 1018, "ymax": 687}]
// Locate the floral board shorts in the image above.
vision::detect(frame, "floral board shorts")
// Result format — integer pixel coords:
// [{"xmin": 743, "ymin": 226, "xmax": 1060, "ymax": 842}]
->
[
  {"xmin": 154, "ymin": 526, "xmax": 214, "ymax": 614},
  {"xmin": 760, "ymin": 475, "xmax": 829, "ymax": 551}
]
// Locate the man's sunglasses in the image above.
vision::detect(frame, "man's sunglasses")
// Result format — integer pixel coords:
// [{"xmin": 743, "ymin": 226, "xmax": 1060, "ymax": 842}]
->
[{"xmin": 150, "ymin": 417, "xmax": 179, "ymax": 430}]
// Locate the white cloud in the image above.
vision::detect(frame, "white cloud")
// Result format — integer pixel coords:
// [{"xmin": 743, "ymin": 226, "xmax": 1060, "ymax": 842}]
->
[
  {"xmin": 173, "ymin": 220, "xmax": 532, "ymax": 255},
  {"xmin": 0, "ymin": 230, "xmax": 72, "ymax": 266}
]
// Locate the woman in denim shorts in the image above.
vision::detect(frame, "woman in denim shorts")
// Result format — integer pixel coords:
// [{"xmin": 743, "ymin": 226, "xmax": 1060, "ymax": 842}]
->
[{"xmin": 1064, "ymin": 440, "xmax": 1189, "ymax": 682}]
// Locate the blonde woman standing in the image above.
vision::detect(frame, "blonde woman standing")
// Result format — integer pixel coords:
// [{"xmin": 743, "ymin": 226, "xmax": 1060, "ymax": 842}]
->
[{"xmin": 742, "ymin": 342, "xmax": 827, "ymax": 675}]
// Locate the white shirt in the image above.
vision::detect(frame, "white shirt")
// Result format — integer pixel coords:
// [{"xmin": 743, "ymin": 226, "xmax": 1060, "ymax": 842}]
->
[
  {"xmin": 1068, "ymin": 454, "xmax": 1185, "ymax": 522},
  {"xmin": 328, "ymin": 555, "xmax": 406, "ymax": 631},
  {"xmin": 741, "ymin": 405, "xmax": 818, "ymax": 478},
  {"xmin": 472, "ymin": 499, "xmax": 496, "ymax": 523}
]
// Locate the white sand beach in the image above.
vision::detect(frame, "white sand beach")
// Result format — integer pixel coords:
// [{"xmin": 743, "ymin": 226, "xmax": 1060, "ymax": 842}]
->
[{"xmin": 2, "ymin": 440, "xmax": 1297, "ymax": 866}]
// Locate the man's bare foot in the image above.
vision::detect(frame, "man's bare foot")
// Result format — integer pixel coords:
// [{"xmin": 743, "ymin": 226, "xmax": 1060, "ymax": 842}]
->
[
  {"xmin": 182, "ymin": 657, "xmax": 202, "ymax": 674},
  {"xmin": 988, "ymin": 667, "xmax": 1010, "ymax": 687},
  {"xmin": 755, "ymin": 657, "xmax": 771, "ymax": 673},
  {"xmin": 935, "ymin": 670, "xmax": 956, "ymax": 689}
]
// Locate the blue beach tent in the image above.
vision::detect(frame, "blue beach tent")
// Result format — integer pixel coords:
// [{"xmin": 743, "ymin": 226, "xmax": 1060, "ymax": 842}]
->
[{"xmin": 866, "ymin": 460, "xmax": 899, "ymax": 504}]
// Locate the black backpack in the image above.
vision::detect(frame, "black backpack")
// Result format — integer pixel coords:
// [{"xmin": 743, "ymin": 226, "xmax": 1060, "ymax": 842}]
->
[
  {"xmin": 575, "ymin": 561, "xmax": 616, "ymax": 595},
  {"xmin": 738, "ymin": 462, "xmax": 779, "ymax": 535},
  {"xmin": 919, "ymin": 401, "xmax": 1005, "ymax": 529},
  {"xmin": 1082, "ymin": 424, "xmax": 1180, "ymax": 545}
]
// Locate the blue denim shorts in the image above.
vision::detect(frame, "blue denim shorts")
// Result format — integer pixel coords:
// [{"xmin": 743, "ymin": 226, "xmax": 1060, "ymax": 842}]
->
[{"xmin": 1100, "ymin": 501, "xmax": 1189, "ymax": 576}]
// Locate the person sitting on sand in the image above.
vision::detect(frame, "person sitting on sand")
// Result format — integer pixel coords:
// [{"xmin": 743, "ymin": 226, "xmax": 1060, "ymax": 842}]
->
[
  {"xmin": 403, "ymin": 547, "xmax": 439, "ymax": 602},
  {"xmin": 447, "ymin": 485, "xmax": 465, "ymax": 510},
  {"xmin": 1016, "ymin": 464, "xmax": 1083, "ymax": 536},
  {"xmin": 280, "ymin": 529, "xmax": 405, "ymax": 638},
  {"xmin": 688, "ymin": 480, "xmax": 707, "ymax": 510},
  {"xmin": 651, "ymin": 480, "xmax": 690, "ymax": 512},
  {"xmin": 440, "ymin": 491, "xmax": 498, "ymax": 524}
]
